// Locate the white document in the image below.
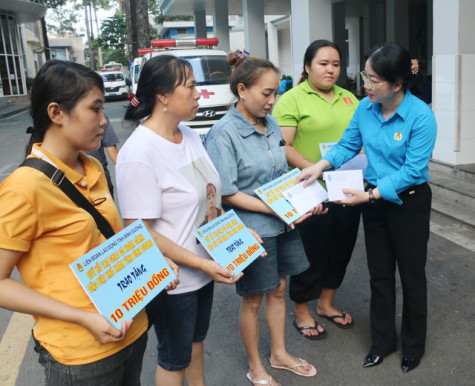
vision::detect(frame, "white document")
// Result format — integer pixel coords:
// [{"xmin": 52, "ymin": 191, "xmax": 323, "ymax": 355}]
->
[
  {"xmin": 282, "ymin": 180, "xmax": 328, "ymax": 214},
  {"xmin": 323, "ymin": 169, "xmax": 364, "ymax": 202}
]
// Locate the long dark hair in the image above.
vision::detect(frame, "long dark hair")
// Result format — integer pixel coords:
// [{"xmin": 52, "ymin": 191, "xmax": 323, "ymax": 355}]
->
[
  {"xmin": 299, "ymin": 40, "xmax": 341, "ymax": 84},
  {"xmin": 123, "ymin": 55, "xmax": 192, "ymax": 123},
  {"xmin": 26, "ymin": 60, "xmax": 104, "ymax": 156},
  {"xmin": 366, "ymin": 42, "xmax": 414, "ymax": 92}
]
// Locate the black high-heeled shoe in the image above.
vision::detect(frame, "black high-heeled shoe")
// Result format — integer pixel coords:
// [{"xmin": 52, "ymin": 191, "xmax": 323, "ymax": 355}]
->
[
  {"xmin": 401, "ymin": 357, "xmax": 420, "ymax": 373},
  {"xmin": 363, "ymin": 353, "xmax": 384, "ymax": 368}
]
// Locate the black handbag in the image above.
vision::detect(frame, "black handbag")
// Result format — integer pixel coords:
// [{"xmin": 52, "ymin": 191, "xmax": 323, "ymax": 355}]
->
[{"xmin": 20, "ymin": 157, "xmax": 115, "ymax": 239}]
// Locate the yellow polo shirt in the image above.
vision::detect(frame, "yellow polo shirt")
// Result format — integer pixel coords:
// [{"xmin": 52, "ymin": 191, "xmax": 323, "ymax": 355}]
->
[{"xmin": 0, "ymin": 144, "xmax": 147, "ymax": 365}]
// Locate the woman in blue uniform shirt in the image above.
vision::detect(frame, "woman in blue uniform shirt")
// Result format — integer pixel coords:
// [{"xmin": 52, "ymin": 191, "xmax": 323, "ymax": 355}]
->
[{"xmin": 299, "ymin": 42, "xmax": 437, "ymax": 373}]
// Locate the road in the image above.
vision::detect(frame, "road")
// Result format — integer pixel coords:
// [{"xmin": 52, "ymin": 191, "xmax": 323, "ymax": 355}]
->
[{"xmin": 0, "ymin": 101, "xmax": 474, "ymax": 385}]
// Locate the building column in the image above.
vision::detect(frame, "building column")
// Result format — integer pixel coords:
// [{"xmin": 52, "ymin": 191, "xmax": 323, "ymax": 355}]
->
[
  {"xmin": 290, "ymin": 0, "xmax": 333, "ymax": 84},
  {"xmin": 194, "ymin": 10, "xmax": 207, "ymax": 38},
  {"xmin": 432, "ymin": 0, "xmax": 475, "ymax": 165},
  {"xmin": 346, "ymin": 16, "xmax": 361, "ymax": 94},
  {"xmin": 386, "ymin": 0, "xmax": 409, "ymax": 48},
  {"xmin": 242, "ymin": 0, "xmax": 266, "ymax": 58},
  {"xmin": 333, "ymin": 1, "xmax": 347, "ymax": 88},
  {"xmin": 427, "ymin": 0, "xmax": 433, "ymax": 73},
  {"xmin": 366, "ymin": 2, "xmax": 385, "ymax": 48},
  {"xmin": 267, "ymin": 20, "xmax": 279, "ymax": 67},
  {"xmin": 213, "ymin": 0, "xmax": 229, "ymax": 50}
]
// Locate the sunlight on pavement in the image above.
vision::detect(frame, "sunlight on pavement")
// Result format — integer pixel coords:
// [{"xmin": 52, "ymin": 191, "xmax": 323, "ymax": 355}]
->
[
  {"xmin": 0, "ymin": 313, "xmax": 35, "ymax": 386},
  {"xmin": 430, "ymin": 221, "xmax": 475, "ymax": 253}
]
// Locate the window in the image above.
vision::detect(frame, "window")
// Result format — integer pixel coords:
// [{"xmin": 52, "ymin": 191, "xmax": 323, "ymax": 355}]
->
[
  {"xmin": 0, "ymin": 13, "xmax": 26, "ymax": 96},
  {"xmin": 176, "ymin": 28, "xmax": 188, "ymax": 35},
  {"xmin": 184, "ymin": 55, "xmax": 231, "ymax": 85},
  {"xmin": 102, "ymin": 73, "xmax": 124, "ymax": 82}
]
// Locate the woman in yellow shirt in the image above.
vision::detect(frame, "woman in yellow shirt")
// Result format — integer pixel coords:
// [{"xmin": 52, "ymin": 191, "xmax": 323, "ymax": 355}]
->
[{"xmin": 0, "ymin": 60, "xmax": 150, "ymax": 384}]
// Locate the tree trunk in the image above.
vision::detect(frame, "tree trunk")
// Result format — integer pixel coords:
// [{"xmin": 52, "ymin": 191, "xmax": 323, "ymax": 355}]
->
[
  {"xmin": 84, "ymin": 0, "xmax": 96, "ymax": 69},
  {"xmin": 93, "ymin": 4, "xmax": 103, "ymax": 67},
  {"xmin": 135, "ymin": 0, "xmax": 150, "ymax": 51},
  {"xmin": 41, "ymin": 17, "xmax": 51, "ymax": 61},
  {"xmin": 123, "ymin": 0, "xmax": 137, "ymax": 62}
]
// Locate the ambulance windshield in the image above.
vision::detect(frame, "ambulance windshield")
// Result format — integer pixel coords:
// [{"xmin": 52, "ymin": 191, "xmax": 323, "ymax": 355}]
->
[{"xmin": 185, "ymin": 55, "xmax": 232, "ymax": 85}]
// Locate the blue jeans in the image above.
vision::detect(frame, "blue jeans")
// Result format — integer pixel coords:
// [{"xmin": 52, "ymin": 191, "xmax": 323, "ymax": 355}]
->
[
  {"xmin": 34, "ymin": 331, "xmax": 147, "ymax": 386},
  {"xmin": 153, "ymin": 281, "xmax": 214, "ymax": 371},
  {"xmin": 236, "ymin": 229, "xmax": 309, "ymax": 296}
]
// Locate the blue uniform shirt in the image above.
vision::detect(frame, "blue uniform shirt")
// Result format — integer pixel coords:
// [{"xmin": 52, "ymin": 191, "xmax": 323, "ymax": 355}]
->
[
  {"xmin": 205, "ymin": 105, "xmax": 288, "ymax": 237},
  {"xmin": 323, "ymin": 90, "xmax": 437, "ymax": 205}
]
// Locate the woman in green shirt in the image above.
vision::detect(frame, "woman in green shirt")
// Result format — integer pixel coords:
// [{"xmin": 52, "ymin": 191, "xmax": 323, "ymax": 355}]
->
[{"xmin": 273, "ymin": 40, "xmax": 361, "ymax": 339}]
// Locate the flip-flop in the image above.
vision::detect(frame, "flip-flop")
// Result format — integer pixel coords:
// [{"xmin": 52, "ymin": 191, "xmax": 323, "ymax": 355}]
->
[
  {"xmin": 246, "ymin": 371, "xmax": 281, "ymax": 385},
  {"xmin": 270, "ymin": 357, "xmax": 317, "ymax": 377},
  {"xmin": 292, "ymin": 319, "xmax": 328, "ymax": 340},
  {"xmin": 319, "ymin": 310, "xmax": 354, "ymax": 329}
]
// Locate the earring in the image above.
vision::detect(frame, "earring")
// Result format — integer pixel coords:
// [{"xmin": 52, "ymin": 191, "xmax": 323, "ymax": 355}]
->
[{"xmin": 164, "ymin": 104, "xmax": 167, "ymax": 112}]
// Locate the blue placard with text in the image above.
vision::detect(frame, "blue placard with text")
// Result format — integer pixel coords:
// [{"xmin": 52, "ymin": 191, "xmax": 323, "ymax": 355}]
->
[
  {"xmin": 195, "ymin": 210, "xmax": 264, "ymax": 277},
  {"xmin": 69, "ymin": 220, "xmax": 175, "ymax": 328},
  {"xmin": 254, "ymin": 168, "xmax": 302, "ymax": 225}
]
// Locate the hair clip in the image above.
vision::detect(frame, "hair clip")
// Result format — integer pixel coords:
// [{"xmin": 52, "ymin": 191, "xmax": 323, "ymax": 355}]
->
[
  {"xmin": 238, "ymin": 50, "xmax": 250, "ymax": 59},
  {"xmin": 130, "ymin": 96, "xmax": 140, "ymax": 107},
  {"xmin": 411, "ymin": 59, "xmax": 419, "ymax": 75}
]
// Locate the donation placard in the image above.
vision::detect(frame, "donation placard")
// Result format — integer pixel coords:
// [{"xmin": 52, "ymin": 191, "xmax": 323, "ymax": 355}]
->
[
  {"xmin": 70, "ymin": 220, "xmax": 175, "ymax": 328},
  {"xmin": 319, "ymin": 142, "xmax": 368, "ymax": 171},
  {"xmin": 195, "ymin": 210, "xmax": 264, "ymax": 277},
  {"xmin": 254, "ymin": 168, "xmax": 303, "ymax": 225}
]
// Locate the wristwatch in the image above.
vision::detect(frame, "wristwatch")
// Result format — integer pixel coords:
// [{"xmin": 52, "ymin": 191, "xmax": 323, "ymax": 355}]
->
[{"xmin": 368, "ymin": 188, "xmax": 376, "ymax": 203}]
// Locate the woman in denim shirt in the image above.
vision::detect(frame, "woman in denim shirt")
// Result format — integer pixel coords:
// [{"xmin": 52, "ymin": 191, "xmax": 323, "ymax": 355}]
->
[{"xmin": 206, "ymin": 55, "xmax": 323, "ymax": 385}]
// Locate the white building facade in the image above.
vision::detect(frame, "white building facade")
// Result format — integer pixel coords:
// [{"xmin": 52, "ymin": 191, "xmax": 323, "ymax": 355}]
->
[
  {"xmin": 0, "ymin": 0, "xmax": 46, "ymax": 98},
  {"xmin": 157, "ymin": 0, "xmax": 475, "ymax": 166}
]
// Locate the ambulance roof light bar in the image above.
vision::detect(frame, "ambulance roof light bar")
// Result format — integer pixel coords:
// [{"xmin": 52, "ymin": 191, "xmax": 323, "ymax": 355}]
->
[
  {"xmin": 151, "ymin": 38, "xmax": 219, "ymax": 49},
  {"xmin": 100, "ymin": 67, "xmax": 121, "ymax": 72},
  {"xmin": 137, "ymin": 48, "xmax": 154, "ymax": 55}
]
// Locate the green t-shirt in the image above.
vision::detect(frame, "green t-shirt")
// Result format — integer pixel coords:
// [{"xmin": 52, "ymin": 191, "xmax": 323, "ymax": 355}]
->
[{"xmin": 273, "ymin": 81, "xmax": 359, "ymax": 163}]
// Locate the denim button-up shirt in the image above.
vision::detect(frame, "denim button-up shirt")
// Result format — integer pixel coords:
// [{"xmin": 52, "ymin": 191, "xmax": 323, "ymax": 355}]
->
[{"xmin": 205, "ymin": 105, "xmax": 288, "ymax": 237}]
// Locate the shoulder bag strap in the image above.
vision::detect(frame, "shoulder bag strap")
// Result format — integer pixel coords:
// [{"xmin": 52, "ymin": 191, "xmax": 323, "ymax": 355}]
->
[{"xmin": 20, "ymin": 157, "xmax": 115, "ymax": 239}]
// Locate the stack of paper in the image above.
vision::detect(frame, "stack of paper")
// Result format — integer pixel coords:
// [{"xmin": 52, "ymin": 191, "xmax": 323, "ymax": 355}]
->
[{"xmin": 323, "ymin": 169, "xmax": 364, "ymax": 201}]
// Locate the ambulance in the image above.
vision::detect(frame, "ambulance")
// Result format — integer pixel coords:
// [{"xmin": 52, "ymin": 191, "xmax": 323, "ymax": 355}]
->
[
  {"xmin": 136, "ymin": 38, "xmax": 236, "ymax": 138},
  {"xmin": 99, "ymin": 70, "xmax": 129, "ymax": 101},
  {"xmin": 103, "ymin": 61, "xmax": 124, "ymax": 72},
  {"xmin": 130, "ymin": 57, "xmax": 142, "ymax": 96}
]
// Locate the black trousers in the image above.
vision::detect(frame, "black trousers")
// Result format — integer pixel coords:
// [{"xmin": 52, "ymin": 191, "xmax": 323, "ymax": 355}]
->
[
  {"xmin": 289, "ymin": 203, "xmax": 361, "ymax": 303},
  {"xmin": 362, "ymin": 183, "xmax": 431, "ymax": 359}
]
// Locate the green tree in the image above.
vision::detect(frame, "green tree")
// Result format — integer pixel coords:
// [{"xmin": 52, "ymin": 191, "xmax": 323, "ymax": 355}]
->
[
  {"xmin": 45, "ymin": 0, "xmax": 82, "ymax": 37},
  {"xmin": 95, "ymin": 12, "xmax": 128, "ymax": 66}
]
